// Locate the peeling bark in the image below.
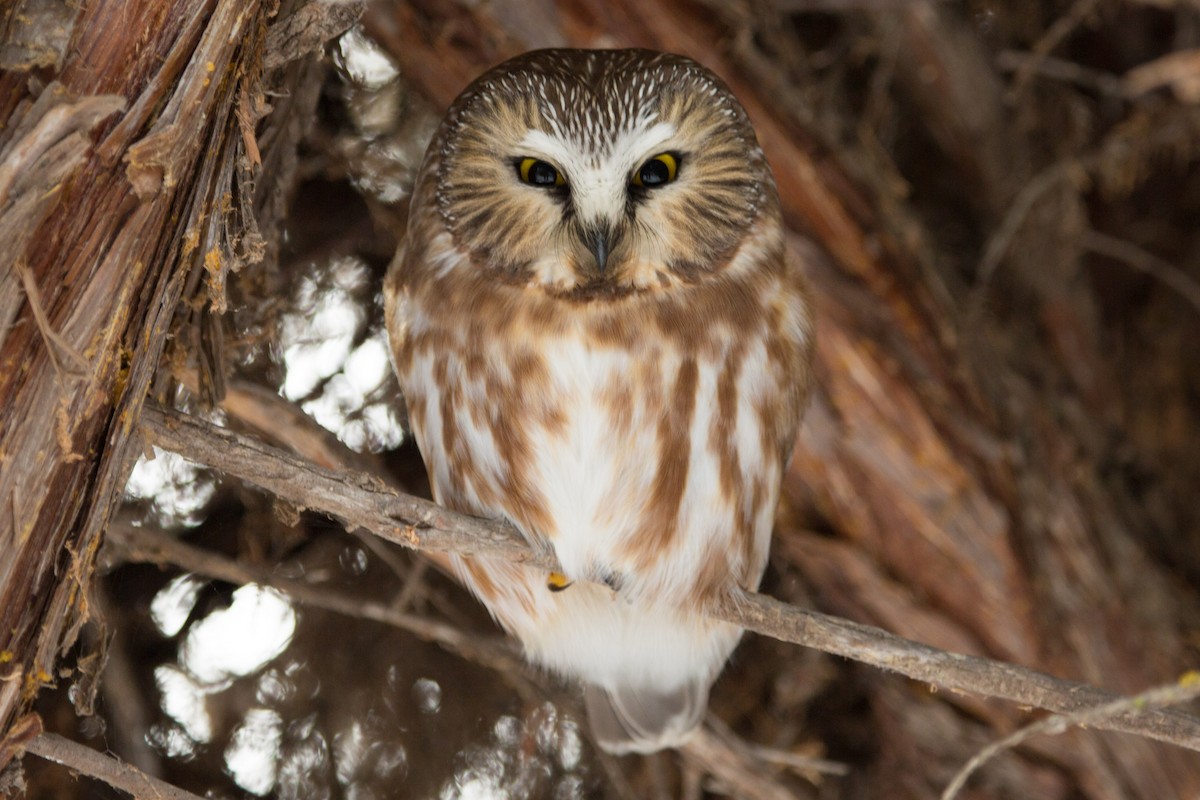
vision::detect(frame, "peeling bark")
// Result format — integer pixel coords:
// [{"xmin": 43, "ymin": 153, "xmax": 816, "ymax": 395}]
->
[{"xmin": 0, "ymin": 0, "xmax": 361, "ymax": 765}]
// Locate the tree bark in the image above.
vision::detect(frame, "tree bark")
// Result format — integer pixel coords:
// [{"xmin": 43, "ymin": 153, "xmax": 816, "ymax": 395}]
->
[{"xmin": 0, "ymin": 0, "xmax": 358, "ymax": 768}]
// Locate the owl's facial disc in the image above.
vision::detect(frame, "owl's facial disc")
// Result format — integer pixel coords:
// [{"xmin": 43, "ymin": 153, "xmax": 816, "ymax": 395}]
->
[
  {"xmin": 516, "ymin": 122, "xmax": 680, "ymax": 278},
  {"xmin": 434, "ymin": 49, "xmax": 771, "ymax": 293}
]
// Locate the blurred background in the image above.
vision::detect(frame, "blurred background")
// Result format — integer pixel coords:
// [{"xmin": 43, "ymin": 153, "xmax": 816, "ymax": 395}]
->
[{"xmin": 18, "ymin": 1, "xmax": 1200, "ymax": 798}]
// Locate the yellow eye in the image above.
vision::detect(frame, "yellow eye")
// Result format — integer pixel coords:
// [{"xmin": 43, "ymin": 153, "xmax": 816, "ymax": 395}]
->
[
  {"xmin": 518, "ymin": 157, "xmax": 565, "ymax": 187},
  {"xmin": 633, "ymin": 153, "xmax": 679, "ymax": 187}
]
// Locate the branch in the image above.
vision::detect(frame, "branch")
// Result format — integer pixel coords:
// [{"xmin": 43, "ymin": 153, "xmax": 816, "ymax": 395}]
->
[
  {"xmin": 140, "ymin": 403, "xmax": 551, "ymax": 570},
  {"xmin": 138, "ymin": 404, "xmax": 1200, "ymax": 753},
  {"xmin": 941, "ymin": 673, "xmax": 1200, "ymax": 800},
  {"xmin": 711, "ymin": 590, "xmax": 1200, "ymax": 751},
  {"xmin": 24, "ymin": 733, "xmax": 208, "ymax": 800},
  {"xmin": 105, "ymin": 519, "xmax": 526, "ymax": 677},
  {"xmin": 1081, "ymin": 229, "xmax": 1200, "ymax": 316}
]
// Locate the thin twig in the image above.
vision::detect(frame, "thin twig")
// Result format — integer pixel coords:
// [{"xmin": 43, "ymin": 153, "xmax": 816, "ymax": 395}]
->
[
  {"xmin": 24, "ymin": 732, "xmax": 208, "ymax": 800},
  {"xmin": 995, "ymin": 50, "xmax": 1125, "ymax": 97},
  {"xmin": 391, "ymin": 556, "xmax": 430, "ymax": 612},
  {"xmin": 105, "ymin": 519, "xmax": 525, "ymax": 676},
  {"xmin": 971, "ymin": 162, "xmax": 1077, "ymax": 294},
  {"xmin": 704, "ymin": 713, "xmax": 848, "ymax": 780},
  {"xmin": 681, "ymin": 726, "xmax": 798, "ymax": 800},
  {"xmin": 963, "ymin": 159, "xmax": 1081, "ymax": 332},
  {"xmin": 1081, "ymin": 229, "xmax": 1200, "ymax": 317},
  {"xmin": 138, "ymin": 404, "xmax": 1200, "ymax": 754},
  {"xmin": 967, "ymin": 118, "xmax": 1200, "ymax": 324},
  {"xmin": 941, "ymin": 672, "xmax": 1200, "ymax": 800},
  {"xmin": 1007, "ymin": 0, "xmax": 1103, "ymax": 99}
]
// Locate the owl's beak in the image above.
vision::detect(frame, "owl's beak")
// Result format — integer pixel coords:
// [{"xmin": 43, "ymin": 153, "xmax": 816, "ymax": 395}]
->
[{"xmin": 584, "ymin": 224, "xmax": 614, "ymax": 273}]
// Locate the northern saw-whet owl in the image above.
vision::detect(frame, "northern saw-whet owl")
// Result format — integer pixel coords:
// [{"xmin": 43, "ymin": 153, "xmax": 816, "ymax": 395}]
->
[{"xmin": 385, "ymin": 49, "xmax": 813, "ymax": 753}]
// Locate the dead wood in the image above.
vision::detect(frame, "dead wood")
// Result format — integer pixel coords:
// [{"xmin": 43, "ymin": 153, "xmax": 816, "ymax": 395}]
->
[{"xmin": 0, "ymin": 0, "xmax": 361, "ymax": 772}]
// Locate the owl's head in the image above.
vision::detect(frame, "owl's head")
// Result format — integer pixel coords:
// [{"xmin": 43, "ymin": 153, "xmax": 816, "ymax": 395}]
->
[{"xmin": 429, "ymin": 49, "xmax": 776, "ymax": 295}]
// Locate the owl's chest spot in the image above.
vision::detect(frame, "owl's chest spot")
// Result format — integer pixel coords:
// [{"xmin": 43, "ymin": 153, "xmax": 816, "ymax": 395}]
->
[
  {"xmin": 495, "ymin": 337, "xmax": 671, "ymax": 575},
  {"xmin": 406, "ymin": 303, "xmax": 773, "ymax": 601}
]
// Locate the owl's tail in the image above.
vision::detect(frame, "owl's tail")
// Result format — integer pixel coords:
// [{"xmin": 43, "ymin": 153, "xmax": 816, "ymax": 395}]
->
[{"xmin": 583, "ymin": 680, "xmax": 707, "ymax": 754}]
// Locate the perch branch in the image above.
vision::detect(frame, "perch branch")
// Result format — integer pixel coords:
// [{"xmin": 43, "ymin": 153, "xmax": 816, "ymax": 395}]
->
[
  {"xmin": 141, "ymin": 403, "xmax": 550, "ymax": 569},
  {"xmin": 138, "ymin": 404, "xmax": 1200, "ymax": 753}
]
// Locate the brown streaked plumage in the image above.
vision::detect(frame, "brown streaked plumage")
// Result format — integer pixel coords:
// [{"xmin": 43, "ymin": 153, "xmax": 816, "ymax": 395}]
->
[{"xmin": 385, "ymin": 48, "xmax": 813, "ymax": 754}]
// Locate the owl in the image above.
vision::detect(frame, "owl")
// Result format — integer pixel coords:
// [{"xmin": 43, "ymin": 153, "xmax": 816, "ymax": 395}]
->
[{"xmin": 385, "ymin": 49, "xmax": 813, "ymax": 754}]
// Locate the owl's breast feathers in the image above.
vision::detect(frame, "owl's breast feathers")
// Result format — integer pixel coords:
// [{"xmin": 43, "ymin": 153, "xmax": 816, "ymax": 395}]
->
[{"xmin": 385, "ymin": 218, "xmax": 812, "ymax": 628}]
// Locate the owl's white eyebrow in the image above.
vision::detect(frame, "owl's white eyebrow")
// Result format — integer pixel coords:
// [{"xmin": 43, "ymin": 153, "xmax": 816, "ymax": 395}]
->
[
  {"xmin": 609, "ymin": 120, "xmax": 677, "ymax": 171},
  {"xmin": 515, "ymin": 129, "xmax": 574, "ymax": 171}
]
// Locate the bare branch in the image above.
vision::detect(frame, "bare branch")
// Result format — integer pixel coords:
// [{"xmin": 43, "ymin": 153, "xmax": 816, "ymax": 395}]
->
[
  {"xmin": 105, "ymin": 518, "xmax": 525, "ymax": 677},
  {"xmin": 1006, "ymin": 0, "xmax": 1103, "ymax": 99},
  {"xmin": 24, "ymin": 732, "xmax": 209, "ymax": 800},
  {"xmin": 1081, "ymin": 229, "xmax": 1200, "ymax": 317},
  {"xmin": 140, "ymin": 403, "xmax": 552, "ymax": 570},
  {"xmin": 138, "ymin": 404, "xmax": 1200, "ymax": 754},
  {"xmin": 941, "ymin": 673, "xmax": 1200, "ymax": 800},
  {"xmin": 996, "ymin": 50, "xmax": 1125, "ymax": 97},
  {"xmin": 709, "ymin": 589, "xmax": 1200, "ymax": 751}
]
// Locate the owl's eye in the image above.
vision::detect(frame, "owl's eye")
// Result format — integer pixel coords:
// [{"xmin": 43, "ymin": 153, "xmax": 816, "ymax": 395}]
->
[
  {"xmin": 517, "ymin": 158, "xmax": 565, "ymax": 187},
  {"xmin": 632, "ymin": 153, "xmax": 679, "ymax": 187}
]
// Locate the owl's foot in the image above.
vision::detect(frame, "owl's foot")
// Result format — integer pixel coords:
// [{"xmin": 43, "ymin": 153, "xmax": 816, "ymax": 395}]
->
[
  {"xmin": 546, "ymin": 571, "xmax": 573, "ymax": 592},
  {"xmin": 546, "ymin": 567, "xmax": 626, "ymax": 594}
]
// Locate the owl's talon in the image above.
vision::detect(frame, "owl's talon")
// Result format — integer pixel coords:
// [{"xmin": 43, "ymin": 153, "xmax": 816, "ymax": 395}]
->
[{"xmin": 547, "ymin": 572, "xmax": 573, "ymax": 592}]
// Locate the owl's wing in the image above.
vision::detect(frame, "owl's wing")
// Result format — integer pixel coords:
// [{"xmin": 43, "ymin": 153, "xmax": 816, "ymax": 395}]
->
[{"xmin": 583, "ymin": 679, "xmax": 707, "ymax": 754}]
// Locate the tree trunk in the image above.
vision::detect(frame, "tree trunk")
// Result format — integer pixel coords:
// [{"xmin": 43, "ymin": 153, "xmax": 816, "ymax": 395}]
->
[{"xmin": 0, "ymin": 0, "xmax": 352, "ymax": 767}]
